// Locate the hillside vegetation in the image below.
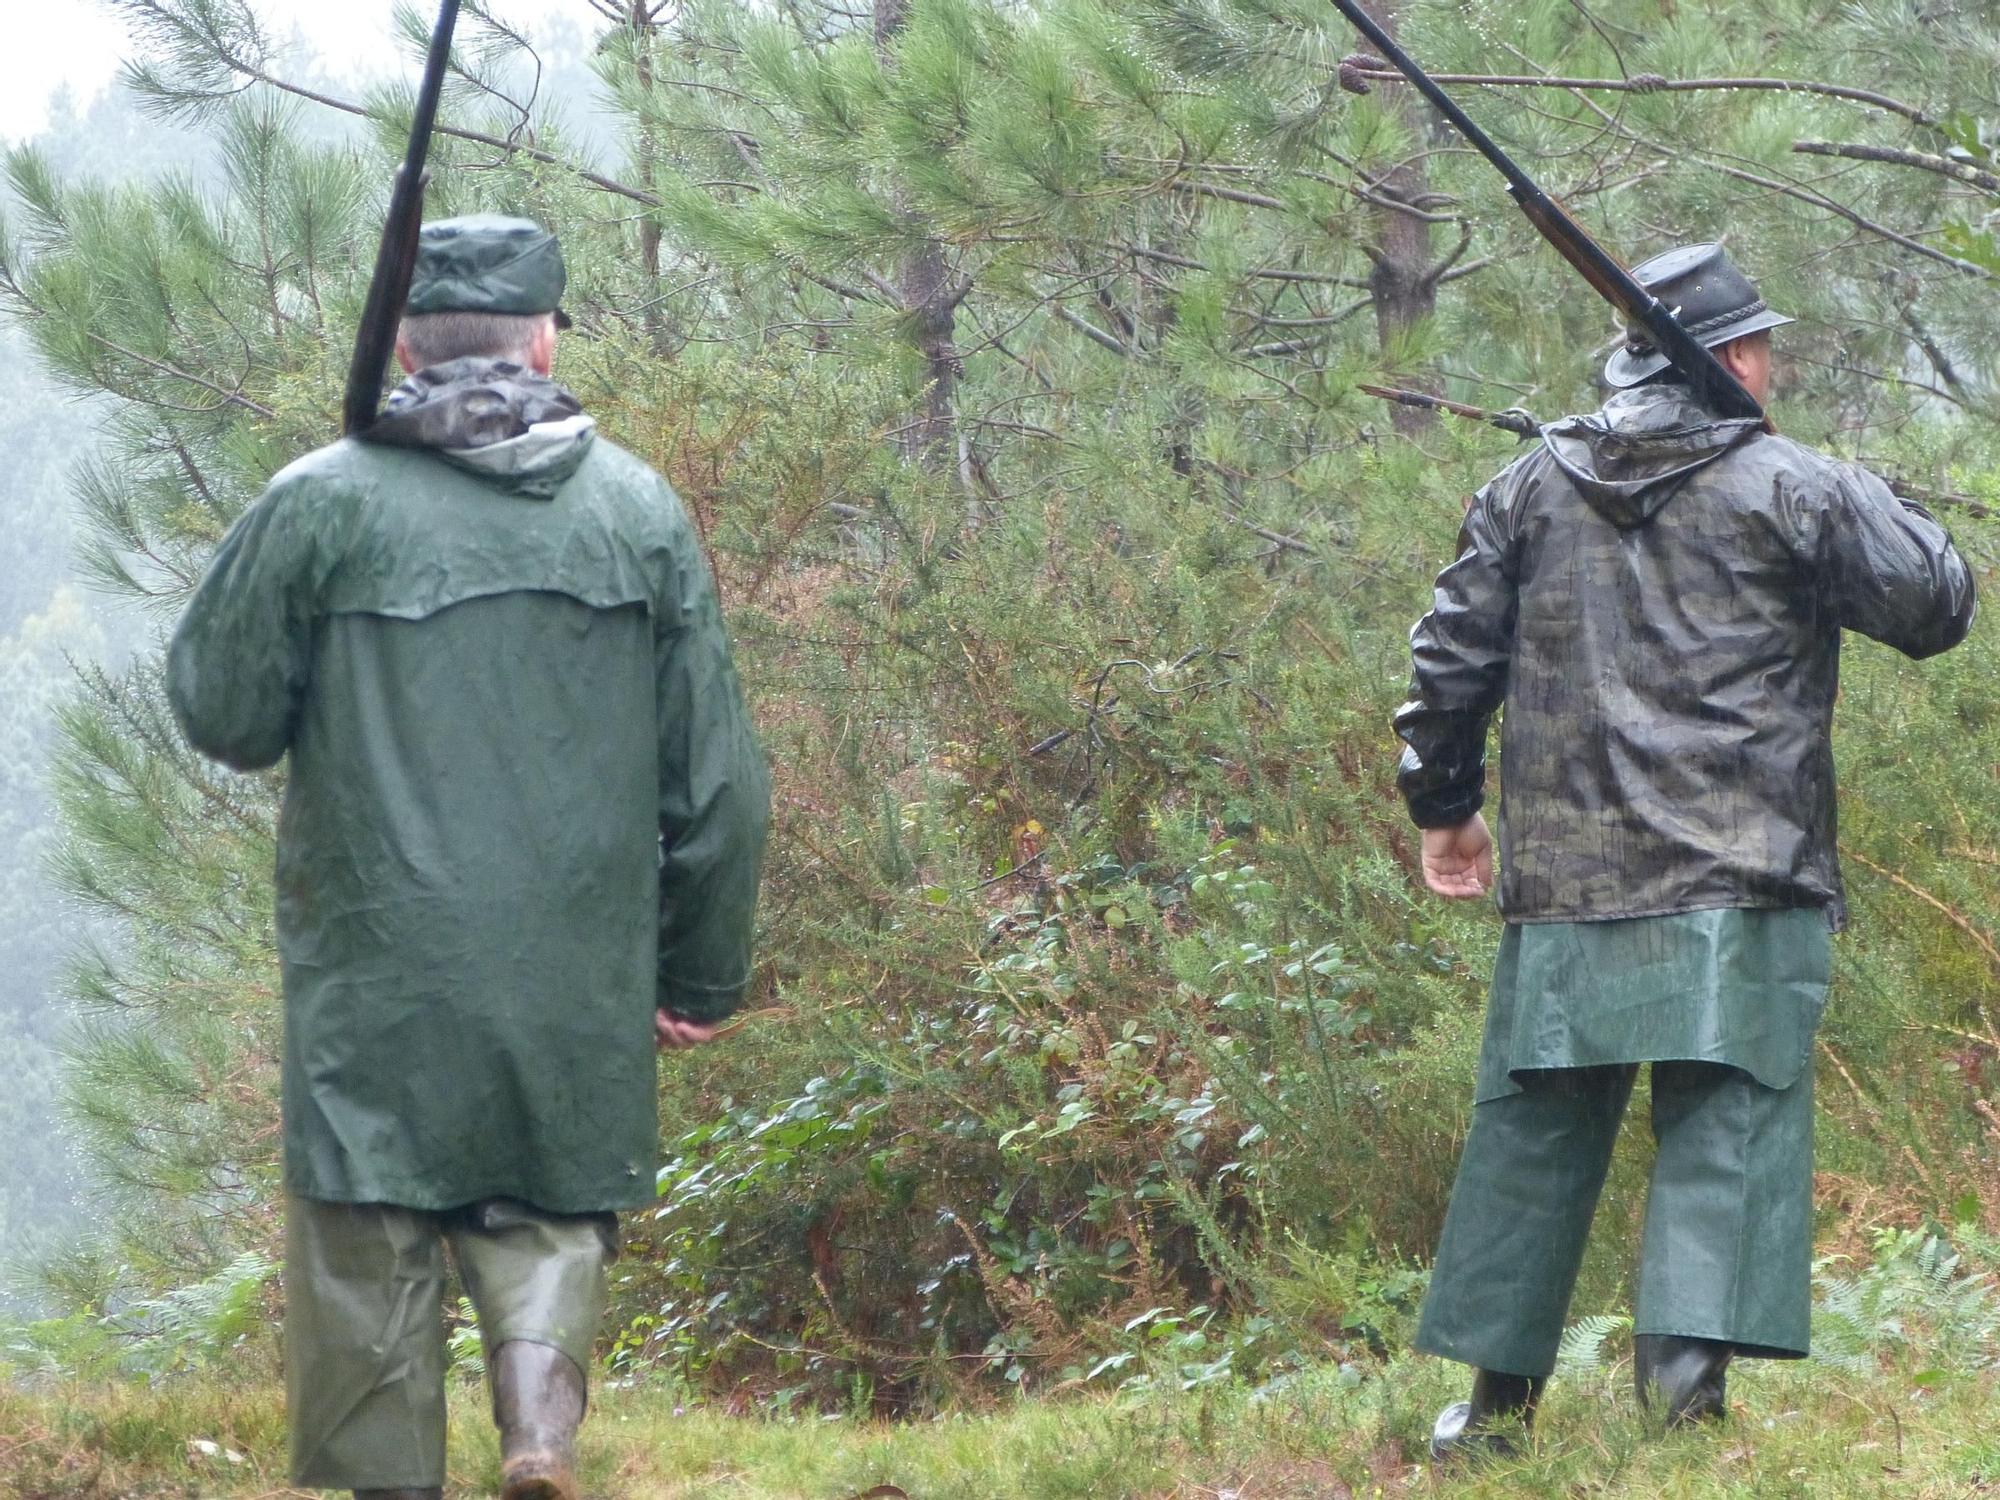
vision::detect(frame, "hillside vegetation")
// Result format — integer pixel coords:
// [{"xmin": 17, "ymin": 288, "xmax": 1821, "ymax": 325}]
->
[{"xmin": 5, "ymin": 0, "xmax": 2000, "ymax": 1482}]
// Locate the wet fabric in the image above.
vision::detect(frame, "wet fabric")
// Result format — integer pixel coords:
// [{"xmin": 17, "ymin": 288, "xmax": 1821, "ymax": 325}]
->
[
  {"xmin": 285, "ymin": 1194, "xmax": 614, "ymax": 1489},
  {"xmin": 1474, "ymin": 908, "xmax": 1829, "ymax": 1103},
  {"xmin": 407, "ymin": 214, "xmax": 567, "ymax": 317},
  {"xmin": 1416, "ymin": 1060, "xmax": 1815, "ymax": 1378},
  {"xmin": 368, "ymin": 358, "xmax": 588, "ymax": 494},
  {"xmin": 1603, "ymin": 242, "xmax": 1794, "ymax": 388},
  {"xmin": 1394, "ymin": 382, "xmax": 1976, "ymax": 926},
  {"xmin": 168, "ymin": 357, "xmax": 770, "ymax": 1213}
]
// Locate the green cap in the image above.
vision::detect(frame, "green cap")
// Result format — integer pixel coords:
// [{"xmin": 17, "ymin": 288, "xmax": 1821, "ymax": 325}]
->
[{"xmin": 406, "ymin": 214, "xmax": 568, "ymax": 322}]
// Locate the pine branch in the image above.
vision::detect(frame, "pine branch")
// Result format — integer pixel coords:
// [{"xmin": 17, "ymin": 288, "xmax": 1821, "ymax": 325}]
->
[
  {"xmin": 1700, "ymin": 159, "xmax": 1993, "ymax": 279},
  {"xmin": 1117, "ymin": 243, "xmax": 1366, "ymax": 289},
  {"xmin": 1244, "ymin": 298, "xmax": 1371, "ymax": 354},
  {"xmin": 1168, "ymin": 180, "xmax": 1286, "ymax": 211},
  {"xmin": 1052, "ymin": 304, "xmax": 1135, "ymax": 357},
  {"xmin": 149, "ymin": 47, "xmax": 889, "ymax": 306},
  {"xmin": 1792, "ymin": 141, "xmax": 2000, "ymax": 197},
  {"xmin": 6, "ymin": 252, "xmax": 280, "ymax": 417},
  {"xmin": 87, "ymin": 334, "xmax": 275, "ymax": 420},
  {"xmin": 1844, "ymin": 846, "xmax": 2000, "ymax": 975},
  {"xmin": 111, "ymin": 4, "xmax": 665, "ymax": 213},
  {"xmin": 1555, "ymin": 104, "xmax": 1998, "ymax": 282},
  {"xmin": 1898, "ymin": 305, "xmax": 1969, "ymax": 396},
  {"xmin": 1336, "ymin": 62, "xmax": 1938, "ymax": 128}
]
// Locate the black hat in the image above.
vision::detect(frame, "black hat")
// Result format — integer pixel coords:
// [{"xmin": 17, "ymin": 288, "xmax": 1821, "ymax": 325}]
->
[
  {"xmin": 407, "ymin": 214, "xmax": 571, "ymax": 329},
  {"xmin": 1603, "ymin": 243, "xmax": 1792, "ymax": 389}
]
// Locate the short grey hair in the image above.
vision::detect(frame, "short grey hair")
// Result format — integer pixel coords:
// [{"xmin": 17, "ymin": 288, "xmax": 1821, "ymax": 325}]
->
[{"xmin": 397, "ymin": 310, "xmax": 553, "ymax": 368}]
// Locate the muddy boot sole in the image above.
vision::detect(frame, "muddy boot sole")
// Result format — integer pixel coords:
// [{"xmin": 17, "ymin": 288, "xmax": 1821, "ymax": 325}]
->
[{"xmin": 500, "ymin": 1455, "xmax": 580, "ymax": 1500}]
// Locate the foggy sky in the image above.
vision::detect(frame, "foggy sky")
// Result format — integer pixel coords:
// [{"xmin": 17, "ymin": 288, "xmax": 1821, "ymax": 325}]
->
[{"xmin": 8, "ymin": 0, "xmax": 583, "ymax": 144}]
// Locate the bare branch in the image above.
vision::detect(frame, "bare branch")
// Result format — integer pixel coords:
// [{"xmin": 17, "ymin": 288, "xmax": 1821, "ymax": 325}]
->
[
  {"xmin": 1053, "ymin": 304, "xmax": 1135, "ymax": 357},
  {"xmin": 1793, "ymin": 141, "xmax": 2000, "ymax": 196},
  {"xmin": 1702, "ymin": 160, "xmax": 1994, "ymax": 279},
  {"xmin": 83, "ymin": 330, "xmax": 276, "ymax": 419},
  {"xmin": 1340, "ymin": 64, "xmax": 1939, "ymax": 128}
]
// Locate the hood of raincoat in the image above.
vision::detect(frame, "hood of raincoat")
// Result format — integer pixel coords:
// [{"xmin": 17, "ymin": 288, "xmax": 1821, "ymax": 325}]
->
[
  {"xmin": 365, "ymin": 356, "xmax": 596, "ymax": 498},
  {"xmin": 1540, "ymin": 383, "xmax": 1763, "ymax": 529}
]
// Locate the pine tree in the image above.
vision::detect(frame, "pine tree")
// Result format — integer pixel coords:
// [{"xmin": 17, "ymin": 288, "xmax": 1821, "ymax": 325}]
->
[{"xmin": 10, "ymin": 0, "xmax": 2000, "ymax": 1387}]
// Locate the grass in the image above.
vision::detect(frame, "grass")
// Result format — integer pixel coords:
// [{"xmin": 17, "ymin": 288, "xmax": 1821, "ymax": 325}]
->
[{"xmin": 7, "ymin": 1350, "xmax": 2000, "ymax": 1498}]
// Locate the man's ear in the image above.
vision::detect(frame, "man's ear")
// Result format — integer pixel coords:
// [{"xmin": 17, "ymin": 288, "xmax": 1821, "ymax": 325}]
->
[
  {"xmin": 1716, "ymin": 331, "xmax": 1768, "ymax": 383},
  {"xmin": 393, "ymin": 332, "xmax": 418, "ymax": 375},
  {"xmin": 530, "ymin": 316, "xmax": 557, "ymax": 376}
]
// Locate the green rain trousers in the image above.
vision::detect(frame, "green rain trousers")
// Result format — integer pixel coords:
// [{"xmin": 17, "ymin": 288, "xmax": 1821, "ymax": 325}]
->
[
  {"xmin": 1415, "ymin": 1059, "xmax": 1815, "ymax": 1377},
  {"xmin": 285, "ymin": 1195, "xmax": 616, "ymax": 1490}
]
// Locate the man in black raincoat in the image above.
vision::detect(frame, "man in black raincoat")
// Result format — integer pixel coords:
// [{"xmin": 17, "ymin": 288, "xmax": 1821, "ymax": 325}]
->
[
  {"xmin": 169, "ymin": 215, "xmax": 770, "ymax": 1499},
  {"xmin": 1393, "ymin": 243, "xmax": 1976, "ymax": 1455}
]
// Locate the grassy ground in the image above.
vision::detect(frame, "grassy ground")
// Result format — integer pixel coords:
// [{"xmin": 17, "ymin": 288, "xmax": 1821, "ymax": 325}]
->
[{"xmin": 7, "ymin": 1351, "xmax": 1999, "ymax": 1499}]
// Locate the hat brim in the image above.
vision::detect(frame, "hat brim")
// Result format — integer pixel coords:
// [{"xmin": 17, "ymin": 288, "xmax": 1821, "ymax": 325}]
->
[{"xmin": 1603, "ymin": 308, "xmax": 1794, "ymax": 389}]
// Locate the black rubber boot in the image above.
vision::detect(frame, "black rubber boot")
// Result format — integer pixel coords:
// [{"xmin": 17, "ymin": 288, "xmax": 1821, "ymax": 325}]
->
[
  {"xmin": 1634, "ymin": 1333, "xmax": 1733, "ymax": 1427},
  {"xmin": 1430, "ymin": 1369, "xmax": 1546, "ymax": 1460},
  {"xmin": 353, "ymin": 1491, "xmax": 443, "ymax": 1499},
  {"xmin": 493, "ymin": 1340, "xmax": 586, "ymax": 1500}
]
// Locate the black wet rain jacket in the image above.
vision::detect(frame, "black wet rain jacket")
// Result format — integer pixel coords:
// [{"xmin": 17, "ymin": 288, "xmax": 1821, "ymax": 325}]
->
[{"xmin": 1393, "ymin": 382, "xmax": 1975, "ymax": 927}]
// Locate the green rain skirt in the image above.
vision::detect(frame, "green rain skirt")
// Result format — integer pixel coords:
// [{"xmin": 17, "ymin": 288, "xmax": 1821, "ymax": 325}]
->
[
  {"xmin": 1416, "ymin": 908, "xmax": 1829, "ymax": 1379},
  {"xmin": 285, "ymin": 1195, "xmax": 617, "ymax": 1490}
]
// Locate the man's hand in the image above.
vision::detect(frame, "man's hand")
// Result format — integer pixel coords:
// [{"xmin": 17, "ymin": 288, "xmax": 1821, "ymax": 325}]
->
[
  {"xmin": 1420, "ymin": 814, "xmax": 1494, "ymax": 899},
  {"xmin": 656, "ymin": 1009, "xmax": 724, "ymax": 1051}
]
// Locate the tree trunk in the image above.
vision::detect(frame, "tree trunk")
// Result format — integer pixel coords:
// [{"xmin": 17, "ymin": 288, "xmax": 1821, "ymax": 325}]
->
[
  {"xmin": 1361, "ymin": 0, "xmax": 1438, "ymax": 434},
  {"xmin": 629, "ymin": 0, "xmax": 670, "ymax": 350},
  {"xmin": 875, "ymin": 0, "xmax": 959, "ymax": 471}
]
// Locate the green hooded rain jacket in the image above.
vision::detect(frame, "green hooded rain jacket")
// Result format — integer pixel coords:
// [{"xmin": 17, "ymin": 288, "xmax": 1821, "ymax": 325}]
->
[{"xmin": 168, "ymin": 358, "xmax": 770, "ymax": 1214}]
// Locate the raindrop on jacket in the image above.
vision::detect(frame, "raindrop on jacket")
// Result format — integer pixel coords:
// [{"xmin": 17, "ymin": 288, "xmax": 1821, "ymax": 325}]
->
[
  {"xmin": 1394, "ymin": 381, "xmax": 1975, "ymax": 928},
  {"xmin": 168, "ymin": 358, "xmax": 770, "ymax": 1213}
]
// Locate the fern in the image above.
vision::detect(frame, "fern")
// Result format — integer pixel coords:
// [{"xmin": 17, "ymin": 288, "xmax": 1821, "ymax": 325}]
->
[
  {"xmin": 1811, "ymin": 1230, "xmax": 2000, "ymax": 1372},
  {"xmin": 447, "ymin": 1295, "xmax": 486, "ymax": 1379},
  {"xmin": 110, "ymin": 1250, "xmax": 275, "ymax": 1375},
  {"xmin": 1555, "ymin": 1313, "xmax": 1632, "ymax": 1375}
]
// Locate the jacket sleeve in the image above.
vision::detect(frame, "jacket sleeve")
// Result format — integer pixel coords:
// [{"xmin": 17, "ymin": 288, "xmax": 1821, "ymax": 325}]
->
[
  {"xmin": 1819, "ymin": 462, "xmax": 1976, "ymax": 659},
  {"xmin": 1392, "ymin": 477, "xmax": 1520, "ymax": 829},
  {"xmin": 166, "ymin": 476, "xmax": 320, "ymax": 772},
  {"xmin": 655, "ymin": 498, "xmax": 771, "ymax": 1023}
]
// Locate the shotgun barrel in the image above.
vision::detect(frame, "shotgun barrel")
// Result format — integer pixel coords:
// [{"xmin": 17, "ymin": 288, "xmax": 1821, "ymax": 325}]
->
[{"xmin": 343, "ymin": 0, "xmax": 462, "ymax": 436}]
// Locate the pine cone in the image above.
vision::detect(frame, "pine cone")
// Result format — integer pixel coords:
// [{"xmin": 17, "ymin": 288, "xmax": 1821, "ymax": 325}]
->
[{"xmin": 1337, "ymin": 52, "xmax": 1388, "ymax": 94}]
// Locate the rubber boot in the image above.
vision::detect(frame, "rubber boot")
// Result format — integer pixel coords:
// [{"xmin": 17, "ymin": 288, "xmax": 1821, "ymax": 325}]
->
[
  {"xmin": 353, "ymin": 1491, "xmax": 443, "ymax": 1499},
  {"xmin": 1430, "ymin": 1369, "xmax": 1546, "ymax": 1461},
  {"xmin": 1633, "ymin": 1333, "xmax": 1733, "ymax": 1427},
  {"xmin": 493, "ymin": 1340, "xmax": 586, "ymax": 1500}
]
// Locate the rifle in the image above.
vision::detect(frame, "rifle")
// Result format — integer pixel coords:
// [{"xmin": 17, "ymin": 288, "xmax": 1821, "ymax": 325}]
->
[
  {"xmin": 1357, "ymin": 383, "xmax": 1539, "ymax": 438},
  {"xmin": 342, "ymin": 0, "xmax": 463, "ymax": 436},
  {"xmin": 1323, "ymin": 0, "xmax": 1770, "ymax": 429}
]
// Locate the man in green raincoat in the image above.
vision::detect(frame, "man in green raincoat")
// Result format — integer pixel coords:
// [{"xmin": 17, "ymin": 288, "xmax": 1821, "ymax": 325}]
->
[
  {"xmin": 1394, "ymin": 243, "xmax": 1975, "ymax": 1455},
  {"xmin": 169, "ymin": 215, "xmax": 770, "ymax": 1500}
]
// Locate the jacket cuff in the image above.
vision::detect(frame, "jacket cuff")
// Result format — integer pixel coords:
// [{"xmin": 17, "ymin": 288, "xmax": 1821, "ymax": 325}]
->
[
  {"xmin": 1405, "ymin": 783, "xmax": 1485, "ymax": 830},
  {"xmin": 658, "ymin": 978, "xmax": 748, "ymax": 1025}
]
